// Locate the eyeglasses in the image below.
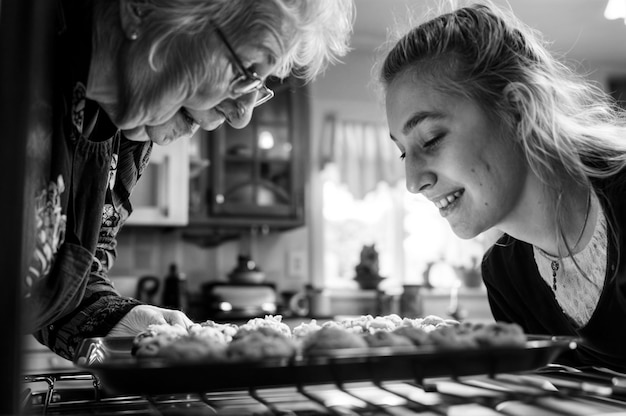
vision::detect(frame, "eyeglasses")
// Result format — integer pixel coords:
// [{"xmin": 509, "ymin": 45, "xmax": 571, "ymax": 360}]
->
[{"xmin": 213, "ymin": 24, "xmax": 274, "ymax": 107}]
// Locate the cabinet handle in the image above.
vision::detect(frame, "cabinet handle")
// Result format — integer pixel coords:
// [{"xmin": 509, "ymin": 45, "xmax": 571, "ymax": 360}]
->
[{"xmin": 159, "ymin": 155, "xmax": 170, "ymax": 215}]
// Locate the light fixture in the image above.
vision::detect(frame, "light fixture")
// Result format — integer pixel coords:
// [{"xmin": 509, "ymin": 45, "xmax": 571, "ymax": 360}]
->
[
  {"xmin": 258, "ymin": 130, "xmax": 275, "ymax": 149},
  {"xmin": 218, "ymin": 301, "xmax": 233, "ymax": 311},
  {"xmin": 604, "ymin": 0, "xmax": 626, "ymax": 24}
]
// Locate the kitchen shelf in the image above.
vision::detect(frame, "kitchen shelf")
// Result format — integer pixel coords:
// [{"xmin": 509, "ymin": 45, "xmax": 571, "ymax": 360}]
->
[{"xmin": 184, "ymin": 76, "xmax": 309, "ymax": 246}]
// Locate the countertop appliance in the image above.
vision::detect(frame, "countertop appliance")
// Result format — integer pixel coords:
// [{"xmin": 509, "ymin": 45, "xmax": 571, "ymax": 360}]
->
[
  {"xmin": 136, "ymin": 276, "xmax": 161, "ymax": 304},
  {"xmin": 201, "ymin": 282, "xmax": 278, "ymax": 320}
]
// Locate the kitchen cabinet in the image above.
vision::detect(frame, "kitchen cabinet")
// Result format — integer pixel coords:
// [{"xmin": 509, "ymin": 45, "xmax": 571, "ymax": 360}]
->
[
  {"xmin": 126, "ymin": 137, "xmax": 190, "ymax": 226},
  {"xmin": 185, "ymin": 77, "xmax": 309, "ymax": 245}
]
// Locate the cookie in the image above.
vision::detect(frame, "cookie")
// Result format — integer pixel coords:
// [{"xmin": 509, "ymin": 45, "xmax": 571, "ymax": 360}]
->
[
  {"xmin": 392, "ymin": 326, "xmax": 432, "ymax": 346},
  {"xmin": 472, "ymin": 322, "xmax": 527, "ymax": 347},
  {"xmin": 302, "ymin": 327, "xmax": 368, "ymax": 355},
  {"xmin": 157, "ymin": 336, "xmax": 227, "ymax": 362},
  {"xmin": 227, "ymin": 330, "xmax": 297, "ymax": 362},
  {"xmin": 363, "ymin": 330, "xmax": 414, "ymax": 348}
]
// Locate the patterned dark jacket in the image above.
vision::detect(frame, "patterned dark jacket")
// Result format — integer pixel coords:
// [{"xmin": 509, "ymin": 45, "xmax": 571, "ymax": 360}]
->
[{"xmin": 25, "ymin": 0, "xmax": 148, "ymax": 360}]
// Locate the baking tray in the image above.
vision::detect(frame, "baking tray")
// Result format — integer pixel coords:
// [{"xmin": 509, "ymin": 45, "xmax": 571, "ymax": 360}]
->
[{"xmin": 73, "ymin": 336, "xmax": 578, "ymax": 395}]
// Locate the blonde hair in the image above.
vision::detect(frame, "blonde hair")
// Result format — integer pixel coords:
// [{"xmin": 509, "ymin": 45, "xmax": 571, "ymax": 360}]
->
[
  {"xmin": 95, "ymin": 0, "xmax": 353, "ymax": 80},
  {"xmin": 93, "ymin": 0, "xmax": 353, "ymax": 122},
  {"xmin": 378, "ymin": 1, "xmax": 626, "ymax": 190},
  {"xmin": 377, "ymin": 1, "xmax": 626, "ymax": 262}
]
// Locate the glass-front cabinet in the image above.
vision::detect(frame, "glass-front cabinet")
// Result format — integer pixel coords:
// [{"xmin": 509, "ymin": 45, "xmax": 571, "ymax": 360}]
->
[{"xmin": 185, "ymin": 77, "xmax": 309, "ymax": 244}]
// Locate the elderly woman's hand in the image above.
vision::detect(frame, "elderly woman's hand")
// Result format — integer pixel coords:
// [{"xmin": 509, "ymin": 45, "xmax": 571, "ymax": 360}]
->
[{"xmin": 107, "ymin": 305, "xmax": 193, "ymax": 337}]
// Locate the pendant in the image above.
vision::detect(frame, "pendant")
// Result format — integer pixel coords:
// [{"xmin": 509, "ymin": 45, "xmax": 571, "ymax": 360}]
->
[{"xmin": 551, "ymin": 260, "xmax": 559, "ymax": 291}]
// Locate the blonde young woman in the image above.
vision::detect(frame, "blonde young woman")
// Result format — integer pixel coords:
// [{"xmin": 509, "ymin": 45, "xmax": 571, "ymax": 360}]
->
[
  {"xmin": 380, "ymin": 2, "xmax": 626, "ymax": 371},
  {"xmin": 27, "ymin": 0, "xmax": 354, "ymax": 361}
]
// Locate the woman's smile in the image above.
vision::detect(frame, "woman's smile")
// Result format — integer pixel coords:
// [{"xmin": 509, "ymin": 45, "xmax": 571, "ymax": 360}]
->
[{"xmin": 432, "ymin": 190, "xmax": 464, "ymax": 216}]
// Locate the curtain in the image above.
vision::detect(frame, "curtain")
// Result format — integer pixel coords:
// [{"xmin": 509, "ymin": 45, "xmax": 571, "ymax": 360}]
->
[{"xmin": 320, "ymin": 115, "xmax": 404, "ymax": 200}]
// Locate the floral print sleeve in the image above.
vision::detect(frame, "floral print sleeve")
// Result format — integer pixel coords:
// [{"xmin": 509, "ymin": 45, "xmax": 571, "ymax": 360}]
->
[{"xmin": 31, "ymin": 125, "xmax": 150, "ymax": 361}]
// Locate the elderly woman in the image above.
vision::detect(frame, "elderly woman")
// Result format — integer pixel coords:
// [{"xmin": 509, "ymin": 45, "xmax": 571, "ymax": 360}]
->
[
  {"xmin": 380, "ymin": 2, "xmax": 626, "ymax": 371},
  {"xmin": 27, "ymin": 0, "xmax": 354, "ymax": 360}
]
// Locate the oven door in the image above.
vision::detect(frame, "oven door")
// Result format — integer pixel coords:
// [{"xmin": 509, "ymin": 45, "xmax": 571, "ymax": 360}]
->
[{"xmin": 1, "ymin": 0, "xmax": 58, "ymax": 414}]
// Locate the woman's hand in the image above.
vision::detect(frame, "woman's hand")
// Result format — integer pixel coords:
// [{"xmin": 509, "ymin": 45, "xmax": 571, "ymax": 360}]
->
[{"xmin": 107, "ymin": 305, "xmax": 194, "ymax": 337}]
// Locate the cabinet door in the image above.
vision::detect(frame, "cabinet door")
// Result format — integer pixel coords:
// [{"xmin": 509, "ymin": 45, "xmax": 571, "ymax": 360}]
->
[
  {"xmin": 189, "ymin": 77, "xmax": 308, "ymax": 229},
  {"xmin": 127, "ymin": 138, "xmax": 190, "ymax": 226}
]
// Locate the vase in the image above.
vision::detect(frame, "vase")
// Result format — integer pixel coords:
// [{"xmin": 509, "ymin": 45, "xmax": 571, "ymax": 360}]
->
[{"xmin": 354, "ymin": 274, "xmax": 384, "ymax": 290}]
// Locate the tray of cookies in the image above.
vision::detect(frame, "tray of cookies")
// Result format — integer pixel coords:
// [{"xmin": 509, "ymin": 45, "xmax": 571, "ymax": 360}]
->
[{"xmin": 73, "ymin": 314, "xmax": 578, "ymax": 395}]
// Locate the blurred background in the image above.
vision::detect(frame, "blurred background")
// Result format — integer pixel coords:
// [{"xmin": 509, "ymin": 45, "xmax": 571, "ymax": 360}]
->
[
  {"xmin": 103, "ymin": 0, "xmax": 626, "ymax": 321},
  {"xmin": 10, "ymin": 0, "xmax": 626, "ymax": 376}
]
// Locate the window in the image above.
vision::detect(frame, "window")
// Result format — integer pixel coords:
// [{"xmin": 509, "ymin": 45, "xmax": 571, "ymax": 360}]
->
[{"xmin": 318, "ymin": 117, "xmax": 493, "ymax": 293}]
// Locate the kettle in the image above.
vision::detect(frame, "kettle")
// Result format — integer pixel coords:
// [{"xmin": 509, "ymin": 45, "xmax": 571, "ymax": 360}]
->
[{"xmin": 136, "ymin": 275, "xmax": 160, "ymax": 304}]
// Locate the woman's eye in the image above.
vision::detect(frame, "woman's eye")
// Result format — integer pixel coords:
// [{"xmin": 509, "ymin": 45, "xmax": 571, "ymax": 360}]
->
[
  {"xmin": 423, "ymin": 134, "xmax": 444, "ymax": 150},
  {"xmin": 399, "ymin": 152, "xmax": 406, "ymax": 161}
]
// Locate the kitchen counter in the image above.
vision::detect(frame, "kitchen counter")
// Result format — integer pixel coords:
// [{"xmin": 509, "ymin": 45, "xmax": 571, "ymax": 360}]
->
[
  {"xmin": 420, "ymin": 286, "xmax": 493, "ymax": 321},
  {"xmin": 321, "ymin": 286, "xmax": 493, "ymax": 321}
]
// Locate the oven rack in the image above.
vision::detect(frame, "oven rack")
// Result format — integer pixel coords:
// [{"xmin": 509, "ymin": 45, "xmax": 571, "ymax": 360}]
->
[
  {"xmin": 21, "ymin": 369, "xmax": 626, "ymax": 415},
  {"xmin": 23, "ymin": 372, "xmax": 101, "ymax": 414}
]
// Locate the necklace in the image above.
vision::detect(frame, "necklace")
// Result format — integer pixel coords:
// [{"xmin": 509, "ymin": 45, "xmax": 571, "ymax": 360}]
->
[{"xmin": 547, "ymin": 192, "xmax": 592, "ymax": 291}]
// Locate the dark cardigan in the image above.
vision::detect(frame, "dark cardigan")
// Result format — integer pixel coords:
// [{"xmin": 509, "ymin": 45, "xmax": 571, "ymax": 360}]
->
[
  {"xmin": 482, "ymin": 170, "xmax": 626, "ymax": 371},
  {"xmin": 27, "ymin": 0, "xmax": 147, "ymax": 360}
]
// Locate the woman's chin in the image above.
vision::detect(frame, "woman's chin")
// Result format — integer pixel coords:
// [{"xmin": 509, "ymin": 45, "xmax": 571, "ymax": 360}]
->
[
  {"xmin": 145, "ymin": 128, "xmax": 178, "ymax": 146},
  {"xmin": 145, "ymin": 114, "xmax": 201, "ymax": 145},
  {"xmin": 151, "ymin": 136, "xmax": 174, "ymax": 146},
  {"xmin": 204, "ymin": 115, "xmax": 226, "ymax": 131},
  {"xmin": 123, "ymin": 126, "xmax": 150, "ymax": 142},
  {"xmin": 148, "ymin": 129, "xmax": 197, "ymax": 146}
]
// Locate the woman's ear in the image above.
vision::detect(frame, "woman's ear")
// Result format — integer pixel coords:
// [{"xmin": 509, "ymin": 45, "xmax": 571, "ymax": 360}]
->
[
  {"xmin": 503, "ymin": 82, "xmax": 533, "ymax": 139},
  {"xmin": 503, "ymin": 82, "xmax": 525, "ymax": 120},
  {"xmin": 119, "ymin": 0, "xmax": 145, "ymax": 41}
]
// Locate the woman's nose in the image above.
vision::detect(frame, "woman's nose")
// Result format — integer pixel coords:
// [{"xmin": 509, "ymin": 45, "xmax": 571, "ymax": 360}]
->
[
  {"xmin": 404, "ymin": 155, "xmax": 435, "ymax": 194},
  {"xmin": 228, "ymin": 91, "xmax": 258, "ymax": 129}
]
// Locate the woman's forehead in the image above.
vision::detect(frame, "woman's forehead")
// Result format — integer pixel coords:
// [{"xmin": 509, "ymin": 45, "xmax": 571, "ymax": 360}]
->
[
  {"xmin": 386, "ymin": 70, "xmax": 451, "ymax": 112},
  {"xmin": 385, "ymin": 75, "xmax": 443, "ymax": 137}
]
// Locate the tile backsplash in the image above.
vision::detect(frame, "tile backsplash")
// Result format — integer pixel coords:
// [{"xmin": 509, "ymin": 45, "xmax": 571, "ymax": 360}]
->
[{"xmin": 111, "ymin": 226, "xmax": 310, "ymax": 295}]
